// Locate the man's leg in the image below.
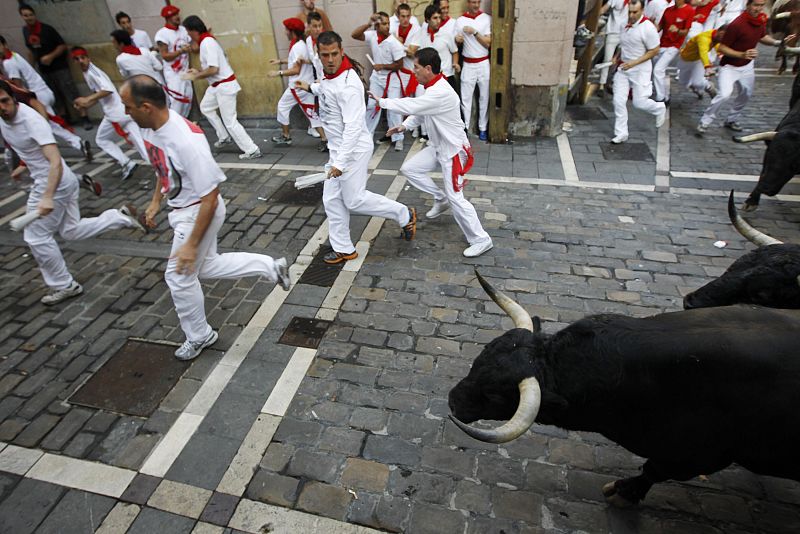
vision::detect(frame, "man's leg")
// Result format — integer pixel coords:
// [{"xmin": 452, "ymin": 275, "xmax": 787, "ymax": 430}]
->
[
  {"xmin": 323, "ymin": 156, "xmax": 356, "ymax": 255},
  {"xmin": 438, "ymin": 152, "xmax": 491, "ymax": 247},
  {"xmin": 217, "ymin": 87, "xmax": 259, "ymax": 154},
  {"xmin": 58, "ymin": 183, "xmax": 134, "ymax": 241},
  {"xmin": 400, "ymin": 145, "xmax": 446, "ymax": 201},
  {"xmin": 95, "ymin": 118, "xmax": 130, "ymax": 166},
  {"xmin": 653, "ymin": 48, "xmax": 677, "ymax": 101},
  {"xmin": 460, "ymin": 63, "xmax": 478, "ymax": 132},
  {"xmin": 337, "ymin": 150, "xmax": 410, "ymax": 226},
  {"xmin": 612, "ymin": 71, "xmax": 631, "ymax": 139},
  {"xmin": 387, "ymin": 76, "xmax": 405, "ymax": 143},
  {"xmin": 199, "ymin": 88, "xmax": 228, "ymax": 143},
  {"xmin": 726, "ymin": 67, "xmax": 754, "ymax": 125},
  {"xmin": 275, "ymin": 87, "xmax": 296, "ymax": 138},
  {"xmin": 700, "ymin": 65, "xmax": 736, "ymax": 127},
  {"xmin": 365, "ymin": 78, "xmax": 384, "ymax": 135},
  {"xmin": 476, "ymin": 61, "xmax": 490, "ymax": 133},
  {"xmin": 599, "ymin": 33, "xmax": 620, "ymax": 87},
  {"xmin": 630, "ymin": 75, "xmax": 666, "ymax": 116},
  {"xmin": 45, "ymin": 105, "xmax": 82, "ymax": 151},
  {"xmin": 23, "ymin": 193, "xmax": 74, "ymax": 290}
]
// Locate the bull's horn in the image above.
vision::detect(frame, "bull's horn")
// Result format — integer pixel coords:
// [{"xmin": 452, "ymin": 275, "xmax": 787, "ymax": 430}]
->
[
  {"xmin": 475, "ymin": 269, "xmax": 534, "ymax": 331},
  {"xmin": 450, "ymin": 377, "xmax": 542, "ymax": 443},
  {"xmin": 728, "ymin": 190, "xmax": 783, "ymax": 246},
  {"xmin": 774, "ymin": 12, "xmax": 792, "ymax": 19},
  {"xmin": 732, "ymin": 131, "xmax": 777, "ymax": 143}
]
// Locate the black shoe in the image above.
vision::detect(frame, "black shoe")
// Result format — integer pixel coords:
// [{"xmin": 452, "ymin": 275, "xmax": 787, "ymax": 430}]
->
[
  {"xmin": 400, "ymin": 207, "xmax": 416, "ymax": 241},
  {"xmin": 81, "ymin": 140, "xmax": 93, "ymax": 162},
  {"xmin": 80, "ymin": 174, "xmax": 102, "ymax": 196},
  {"xmin": 323, "ymin": 250, "xmax": 358, "ymax": 264},
  {"xmin": 83, "ymin": 118, "xmax": 93, "ymax": 131},
  {"xmin": 377, "ymin": 135, "xmax": 392, "ymax": 143}
]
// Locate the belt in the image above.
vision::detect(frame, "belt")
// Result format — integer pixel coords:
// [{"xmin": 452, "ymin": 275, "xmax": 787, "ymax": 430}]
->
[
  {"xmin": 211, "ymin": 74, "xmax": 236, "ymax": 87},
  {"xmin": 172, "ymin": 199, "xmax": 202, "ymax": 210},
  {"xmin": 463, "ymin": 55, "xmax": 489, "ymax": 63}
]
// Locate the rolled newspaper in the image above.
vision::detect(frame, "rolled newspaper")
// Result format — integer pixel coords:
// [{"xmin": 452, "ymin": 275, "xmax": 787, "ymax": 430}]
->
[
  {"xmin": 9, "ymin": 211, "xmax": 40, "ymax": 232},
  {"xmin": 294, "ymin": 172, "xmax": 327, "ymax": 189},
  {"xmin": 593, "ymin": 61, "xmax": 613, "ymax": 70},
  {"xmin": 366, "ymin": 54, "xmax": 375, "ymax": 66}
]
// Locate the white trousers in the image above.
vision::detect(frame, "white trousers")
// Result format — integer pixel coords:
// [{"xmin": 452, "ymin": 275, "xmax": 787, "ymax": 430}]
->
[
  {"xmin": 400, "ymin": 145, "xmax": 490, "ymax": 245},
  {"xmin": 677, "ymin": 58, "xmax": 710, "ymax": 92},
  {"xmin": 366, "ymin": 77, "xmax": 403, "ymax": 142},
  {"xmin": 653, "ymin": 47, "xmax": 680, "ymax": 101},
  {"xmin": 600, "ymin": 32, "xmax": 621, "ymax": 86},
  {"xmin": 24, "ymin": 178, "xmax": 132, "ymax": 289},
  {"xmin": 37, "ymin": 86, "xmax": 56, "ymax": 110},
  {"xmin": 700, "ymin": 62, "xmax": 754, "ymax": 127},
  {"xmin": 163, "ymin": 69, "xmax": 193, "ymax": 117},
  {"xmin": 276, "ymin": 86, "xmax": 321, "ymax": 129},
  {"xmin": 46, "ymin": 105, "xmax": 82, "ymax": 151},
  {"xmin": 166, "ymin": 197, "xmax": 281, "ymax": 342},
  {"xmin": 96, "ymin": 116, "xmax": 147, "ymax": 166},
  {"xmin": 323, "ymin": 149, "xmax": 410, "ymax": 254},
  {"xmin": 200, "ymin": 84, "xmax": 258, "ymax": 154},
  {"xmin": 461, "ymin": 60, "xmax": 490, "ymax": 132},
  {"xmin": 613, "ymin": 67, "xmax": 665, "ymax": 138}
]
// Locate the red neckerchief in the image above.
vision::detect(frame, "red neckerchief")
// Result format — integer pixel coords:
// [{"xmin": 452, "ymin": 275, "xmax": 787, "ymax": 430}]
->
[
  {"xmin": 441, "ymin": 16, "xmax": 450, "ymax": 25},
  {"xmin": 744, "ymin": 11, "xmax": 768, "ymax": 27},
  {"xmin": 311, "ymin": 37, "xmax": 317, "ymax": 47},
  {"xmin": 199, "ymin": 32, "xmax": 214, "ymax": 45},
  {"xmin": 2, "ymin": 49, "xmax": 12, "ymax": 60},
  {"xmin": 423, "ymin": 72, "xmax": 445, "ymax": 89},
  {"xmin": 26, "ymin": 21, "xmax": 42, "ymax": 46},
  {"xmin": 397, "ymin": 24, "xmax": 412, "ymax": 43},
  {"xmin": 428, "ymin": 27, "xmax": 437, "ymax": 42},
  {"xmin": 324, "ymin": 55, "xmax": 353, "ymax": 79},
  {"xmin": 377, "ymin": 32, "xmax": 388, "ymax": 44},
  {"xmin": 290, "ymin": 38, "xmax": 298, "ymax": 48},
  {"xmin": 462, "ymin": 10, "xmax": 483, "ymax": 20},
  {"xmin": 121, "ymin": 45, "xmax": 141, "ymax": 56},
  {"xmin": 165, "ymin": 23, "xmax": 179, "ymax": 31},
  {"xmin": 626, "ymin": 15, "xmax": 648, "ymax": 29}
]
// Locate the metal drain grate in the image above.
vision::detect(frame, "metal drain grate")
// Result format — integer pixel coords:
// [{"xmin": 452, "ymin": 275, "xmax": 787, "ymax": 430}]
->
[
  {"xmin": 279, "ymin": 317, "xmax": 333, "ymax": 349},
  {"xmin": 599, "ymin": 142, "xmax": 654, "ymax": 162},
  {"xmin": 297, "ymin": 246, "xmax": 343, "ymax": 287},
  {"xmin": 69, "ymin": 339, "xmax": 190, "ymax": 417},
  {"xmin": 269, "ymin": 181, "xmax": 323, "ymax": 205},
  {"xmin": 566, "ymin": 107, "xmax": 606, "ymax": 121}
]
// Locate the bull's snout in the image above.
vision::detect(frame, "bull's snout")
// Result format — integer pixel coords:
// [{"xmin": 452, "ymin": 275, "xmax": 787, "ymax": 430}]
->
[{"xmin": 683, "ymin": 293, "xmax": 697, "ymax": 310}]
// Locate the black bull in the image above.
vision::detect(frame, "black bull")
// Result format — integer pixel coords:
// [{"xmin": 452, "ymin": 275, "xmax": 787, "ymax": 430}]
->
[
  {"xmin": 448, "ymin": 272, "xmax": 800, "ymax": 507},
  {"xmin": 733, "ymin": 98, "xmax": 800, "ymax": 211}
]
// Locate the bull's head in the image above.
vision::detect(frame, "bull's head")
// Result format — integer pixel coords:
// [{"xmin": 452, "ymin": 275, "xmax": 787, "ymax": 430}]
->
[{"xmin": 448, "ymin": 271, "xmax": 549, "ymax": 443}]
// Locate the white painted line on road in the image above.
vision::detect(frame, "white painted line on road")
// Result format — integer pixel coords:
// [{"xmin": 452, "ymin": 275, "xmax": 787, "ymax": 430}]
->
[
  {"xmin": 670, "ymin": 171, "xmax": 759, "ymax": 182},
  {"xmin": 140, "ymin": 412, "xmax": 204, "ymax": 477},
  {"xmin": 670, "ymin": 187, "xmax": 800, "ymax": 203},
  {"xmin": 557, "ymin": 133, "xmax": 580, "ymax": 182},
  {"xmin": 369, "ymin": 141, "xmax": 392, "ymax": 170},
  {"xmin": 655, "ymin": 107, "xmax": 670, "ymax": 190},
  {"xmin": 0, "ymin": 191, "xmax": 25, "ymax": 209},
  {"xmin": 26, "ymin": 453, "xmax": 136, "ymax": 498},
  {"xmin": 262, "ymin": 348, "xmax": 317, "ymax": 416},
  {"xmin": 217, "ymin": 162, "xmax": 275, "ymax": 170},
  {"xmin": 0, "ymin": 444, "xmax": 43, "ymax": 475},
  {"xmin": 216, "ymin": 414, "xmax": 281, "ymax": 496},
  {"xmin": 229, "ymin": 499, "xmax": 382, "ymax": 534}
]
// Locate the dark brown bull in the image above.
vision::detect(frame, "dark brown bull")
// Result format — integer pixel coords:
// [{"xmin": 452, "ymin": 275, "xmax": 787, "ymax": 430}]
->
[{"xmin": 771, "ymin": 2, "xmax": 800, "ymax": 74}]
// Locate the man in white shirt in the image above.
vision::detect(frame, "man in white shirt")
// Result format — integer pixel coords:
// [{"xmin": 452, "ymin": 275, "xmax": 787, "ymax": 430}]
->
[
  {"xmin": 430, "ymin": 0, "xmax": 457, "ymax": 36},
  {"xmin": 115, "ymin": 11, "xmax": 153, "ymax": 50},
  {"xmin": 599, "ymin": 0, "xmax": 629, "ymax": 95},
  {"xmin": 0, "ymin": 79, "xmax": 143, "ymax": 305},
  {"xmin": 455, "ymin": 0, "xmax": 492, "ymax": 141},
  {"xmin": 375, "ymin": 48, "xmax": 493, "ymax": 258},
  {"xmin": 111, "ymin": 30, "xmax": 163, "ymax": 83},
  {"xmin": 352, "ymin": 12, "xmax": 407, "ymax": 151},
  {"xmin": 71, "ymin": 47, "xmax": 148, "ymax": 179},
  {"xmin": 645, "ymin": 0, "xmax": 673, "ymax": 27},
  {"xmin": 0, "ymin": 35, "xmax": 87, "ymax": 158},
  {"xmin": 268, "ymin": 17, "xmax": 327, "ymax": 150},
  {"xmin": 120, "ymin": 75, "xmax": 290, "ymax": 361},
  {"xmin": 611, "ymin": 0, "xmax": 667, "ymax": 144},
  {"xmin": 182, "ymin": 15, "xmax": 261, "ymax": 160},
  {"xmin": 390, "ymin": 0, "xmax": 420, "ymax": 34},
  {"xmin": 411, "ymin": 5, "xmax": 459, "ymax": 92},
  {"xmin": 154, "ymin": 5, "xmax": 193, "ymax": 117},
  {"xmin": 393, "ymin": 4, "xmax": 423, "ymax": 103},
  {"xmin": 294, "ymin": 31, "xmax": 417, "ymax": 265}
]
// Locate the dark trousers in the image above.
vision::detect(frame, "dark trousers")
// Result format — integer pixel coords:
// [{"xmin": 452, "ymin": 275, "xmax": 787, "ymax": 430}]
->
[{"xmin": 42, "ymin": 67, "xmax": 83, "ymax": 122}]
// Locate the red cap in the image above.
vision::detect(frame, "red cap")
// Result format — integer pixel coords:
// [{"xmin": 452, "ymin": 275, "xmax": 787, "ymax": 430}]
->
[
  {"xmin": 283, "ymin": 17, "xmax": 305, "ymax": 33},
  {"xmin": 161, "ymin": 5, "xmax": 180, "ymax": 18}
]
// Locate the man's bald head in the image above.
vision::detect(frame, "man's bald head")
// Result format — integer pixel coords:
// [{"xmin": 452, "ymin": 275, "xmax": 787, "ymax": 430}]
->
[
  {"xmin": 123, "ymin": 75, "xmax": 167, "ymax": 108},
  {"xmin": 120, "ymin": 75, "xmax": 169, "ymax": 130}
]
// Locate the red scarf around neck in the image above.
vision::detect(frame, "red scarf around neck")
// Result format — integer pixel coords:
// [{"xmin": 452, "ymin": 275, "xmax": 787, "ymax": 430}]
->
[
  {"xmin": 377, "ymin": 32, "xmax": 388, "ymax": 44},
  {"xmin": 121, "ymin": 45, "xmax": 141, "ymax": 55},
  {"xmin": 199, "ymin": 32, "xmax": 214, "ymax": 45},
  {"xmin": 398, "ymin": 24, "xmax": 412, "ymax": 43},
  {"xmin": 626, "ymin": 15, "xmax": 648, "ymax": 29},
  {"xmin": 2, "ymin": 49, "xmax": 12, "ymax": 60},
  {"xmin": 28, "ymin": 21, "xmax": 42, "ymax": 36},
  {"xmin": 428, "ymin": 27, "xmax": 438, "ymax": 42},
  {"xmin": 165, "ymin": 23, "xmax": 179, "ymax": 31},
  {"xmin": 423, "ymin": 73, "xmax": 445, "ymax": 89},
  {"xmin": 441, "ymin": 16, "xmax": 450, "ymax": 25},
  {"xmin": 324, "ymin": 55, "xmax": 353, "ymax": 79},
  {"xmin": 462, "ymin": 10, "xmax": 482, "ymax": 20},
  {"xmin": 744, "ymin": 11, "xmax": 768, "ymax": 27},
  {"xmin": 26, "ymin": 21, "xmax": 42, "ymax": 46}
]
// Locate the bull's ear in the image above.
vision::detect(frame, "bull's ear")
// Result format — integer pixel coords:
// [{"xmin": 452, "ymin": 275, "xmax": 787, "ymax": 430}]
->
[{"xmin": 532, "ymin": 316, "xmax": 542, "ymax": 333}]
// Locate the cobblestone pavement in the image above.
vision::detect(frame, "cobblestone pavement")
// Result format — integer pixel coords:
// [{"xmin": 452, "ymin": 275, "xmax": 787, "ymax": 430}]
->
[{"xmin": 0, "ymin": 55, "xmax": 799, "ymax": 533}]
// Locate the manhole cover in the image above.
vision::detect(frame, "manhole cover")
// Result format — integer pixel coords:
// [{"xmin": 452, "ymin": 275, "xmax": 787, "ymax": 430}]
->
[
  {"xmin": 599, "ymin": 142, "xmax": 654, "ymax": 162},
  {"xmin": 269, "ymin": 181, "xmax": 323, "ymax": 205},
  {"xmin": 279, "ymin": 317, "xmax": 332, "ymax": 349},
  {"xmin": 566, "ymin": 107, "xmax": 606, "ymax": 121},
  {"xmin": 70, "ymin": 339, "xmax": 190, "ymax": 417},
  {"xmin": 297, "ymin": 246, "xmax": 343, "ymax": 287}
]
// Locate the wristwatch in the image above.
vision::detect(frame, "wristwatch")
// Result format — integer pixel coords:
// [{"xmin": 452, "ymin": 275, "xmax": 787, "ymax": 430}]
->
[{"xmin": 278, "ymin": 70, "xmax": 283, "ymax": 76}]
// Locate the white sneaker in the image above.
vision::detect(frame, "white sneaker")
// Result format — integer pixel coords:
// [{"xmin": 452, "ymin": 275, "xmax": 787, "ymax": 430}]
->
[
  {"xmin": 120, "ymin": 204, "xmax": 147, "ymax": 233},
  {"xmin": 655, "ymin": 110, "xmax": 667, "ymax": 128},
  {"xmin": 121, "ymin": 160, "xmax": 137, "ymax": 180},
  {"xmin": 611, "ymin": 135, "xmax": 628, "ymax": 144},
  {"xmin": 307, "ymin": 127, "xmax": 321, "ymax": 138},
  {"xmin": 394, "ymin": 140, "xmax": 403, "ymax": 151},
  {"xmin": 213, "ymin": 137, "xmax": 233, "ymax": 149},
  {"xmin": 426, "ymin": 200, "xmax": 450, "ymax": 219},
  {"xmin": 463, "ymin": 239, "xmax": 493, "ymax": 258},
  {"xmin": 175, "ymin": 330, "xmax": 218, "ymax": 361},
  {"xmin": 41, "ymin": 281, "xmax": 83, "ymax": 305},
  {"xmin": 239, "ymin": 148, "xmax": 262, "ymax": 160},
  {"xmin": 275, "ymin": 257, "xmax": 291, "ymax": 291}
]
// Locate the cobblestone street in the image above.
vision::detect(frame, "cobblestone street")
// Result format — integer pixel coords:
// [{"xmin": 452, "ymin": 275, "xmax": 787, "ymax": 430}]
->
[{"xmin": 0, "ymin": 48, "xmax": 799, "ymax": 534}]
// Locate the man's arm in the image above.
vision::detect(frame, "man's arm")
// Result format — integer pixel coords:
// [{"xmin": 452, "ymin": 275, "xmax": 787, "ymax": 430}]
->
[
  {"xmin": 185, "ymin": 65, "xmax": 219, "ymax": 80},
  {"xmin": 145, "ymin": 179, "xmax": 164, "ymax": 229},
  {"xmin": 39, "ymin": 43, "xmax": 66, "ymax": 66},
  {"xmin": 622, "ymin": 45, "xmax": 660, "ymax": 70},
  {"xmin": 157, "ymin": 41, "xmax": 190, "ymax": 62},
  {"xmin": 38, "ymin": 144, "xmax": 63, "ymax": 216},
  {"xmin": 74, "ymin": 89, "xmax": 112, "ymax": 110},
  {"xmin": 375, "ymin": 58, "xmax": 403, "ymax": 72},
  {"xmin": 376, "ymin": 85, "xmax": 452, "ymax": 116},
  {"xmin": 174, "ymin": 187, "xmax": 218, "ymax": 275},
  {"xmin": 352, "ymin": 21, "xmax": 372, "ymax": 41},
  {"xmin": 717, "ymin": 43, "xmax": 757, "ymax": 60}
]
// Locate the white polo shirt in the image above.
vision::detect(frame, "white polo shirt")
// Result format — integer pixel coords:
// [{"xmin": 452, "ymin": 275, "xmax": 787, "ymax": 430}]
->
[
  {"xmin": 620, "ymin": 15, "xmax": 660, "ymax": 73},
  {"xmin": 286, "ymin": 39, "xmax": 314, "ymax": 86},
  {"xmin": 606, "ymin": 0, "xmax": 630, "ymax": 36},
  {"xmin": 116, "ymin": 48, "xmax": 163, "ymax": 81},
  {"xmin": 2, "ymin": 52, "xmax": 51, "ymax": 101},
  {"xmin": 364, "ymin": 30, "xmax": 405, "ymax": 86},
  {"xmin": 199, "ymin": 36, "xmax": 239, "ymax": 90},
  {"xmin": 131, "ymin": 29, "xmax": 153, "ymax": 50},
  {"xmin": 154, "ymin": 25, "xmax": 191, "ymax": 74},
  {"xmin": 456, "ymin": 12, "xmax": 492, "ymax": 60},
  {"xmin": 412, "ymin": 27, "xmax": 458, "ymax": 77},
  {"xmin": 390, "ymin": 14, "xmax": 420, "ymax": 34},
  {"xmin": 82, "ymin": 63, "xmax": 127, "ymax": 122}
]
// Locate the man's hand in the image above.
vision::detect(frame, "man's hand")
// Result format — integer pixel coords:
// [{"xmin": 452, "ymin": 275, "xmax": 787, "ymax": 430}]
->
[
  {"xmin": 269, "ymin": 58, "xmax": 282, "ymax": 65},
  {"xmin": 295, "ymin": 80, "xmax": 310, "ymax": 92},
  {"xmin": 173, "ymin": 243, "xmax": 197, "ymax": 275},
  {"xmin": 327, "ymin": 166, "xmax": 343, "ymax": 178},
  {"xmin": 11, "ymin": 165, "xmax": 28, "ymax": 182},
  {"xmin": 370, "ymin": 13, "xmax": 381, "ymax": 24},
  {"xmin": 73, "ymin": 96, "xmax": 91, "ymax": 110},
  {"xmin": 621, "ymin": 62, "xmax": 634, "ymax": 71},
  {"xmin": 462, "ymin": 25, "xmax": 476, "ymax": 35},
  {"xmin": 183, "ymin": 68, "xmax": 199, "ymax": 80},
  {"xmin": 744, "ymin": 48, "xmax": 758, "ymax": 60},
  {"xmin": 454, "ymin": 34, "xmax": 464, "ymax": 44},
  {"xmin": 180, "ymin": 44, "xmax": 192, "ymax": 54},
  {"xmin": 40, "ymin": 53, "xmax": 53, "ymax": 66},
  {"xmin": 386, "ymin": 125, "xmax": 405, "ymax": 136},
  {"xmin": 37, "ymin": 196, "xmax": 54, "ymax": 217},
  {"xmin": 453, "ymin": 64, "xmax": 461, "ymax": 74},
  {"xmin": 267, "ymin": 70, "xmax": 281, "ymax": 78},
  {"xmin": 368, "ymin": 90, "xmax": 382, "ymax": 103},
  {"xmin": 145, "ymin": 200, "xmax": 160, "ymax": 229}
]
